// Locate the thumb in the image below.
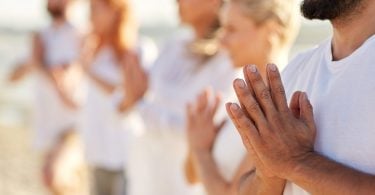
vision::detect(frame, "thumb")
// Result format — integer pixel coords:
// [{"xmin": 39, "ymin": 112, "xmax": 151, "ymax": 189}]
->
[
  {"xmin": 215, "ymin": 119, "xmax": 227, "ymax": 134},
  {"xmin": 299, "ymin": 92, "xmax": 315, "ymax": 130}
]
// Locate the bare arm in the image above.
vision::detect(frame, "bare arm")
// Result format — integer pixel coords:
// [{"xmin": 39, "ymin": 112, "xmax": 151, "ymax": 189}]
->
[
  {"xmin": 286, "ymin": 153, "xmax": 375, "ymax": 195},
  {"xmin": 238, "ymin": 170, "xmax": 286, "ymax": 195},
  {"xmin": 192, "ymin": 152, "xmax": 253, "ymax": 195},
  {"xmin": 118, "ymin": 52, "xmax": 148, "ymax": 112},
  {"xmin": 85, "ymin": 71, "xmax": 116, "ymax": 94}
]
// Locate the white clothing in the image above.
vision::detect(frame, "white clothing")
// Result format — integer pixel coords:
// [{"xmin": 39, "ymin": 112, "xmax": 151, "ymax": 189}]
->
[
  {"xmin": 213, "ymin": 121, "xmax": 247, "ymax": 182},
  {"xmin": 80, "ymin": 47, "xmax": 130, "ymax": 170},
  {"xmin": 127, "ymin": 34, "xmax": 236, "ymax": 195},
  {"xmin": 282, "ymin": 35, "xmax": 375, "ymax": 194},
  {"xmin": 33, "ymin": 22, "xmax": 81, "ymax": 150},
  {"xmin": 40, "ymin": 23, "xmax": 82, "ymax": 68}
]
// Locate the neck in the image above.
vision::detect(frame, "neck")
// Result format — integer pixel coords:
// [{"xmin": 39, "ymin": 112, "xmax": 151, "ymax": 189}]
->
[
  {"xmin": 192, "ymin": 16, "xmax": 217, "ymax": 40},
  {"xmin": 331, "ymin": 0, "xmax": 375, "ymax": 61},
  {"xmin": 52, "ymin": 16, "xmax": 67, "ymax": 27}
]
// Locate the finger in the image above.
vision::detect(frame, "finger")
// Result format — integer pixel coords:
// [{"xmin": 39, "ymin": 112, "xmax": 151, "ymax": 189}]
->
[
  {"xmin": 186, "ymin": 102, "xmax": 196, "ymax": 132},
  {"xmin": 226, "ymin": 102, "xmax": 261, "ymax": 148},
  {"xmin": 299, "ymin": 92, "xmax": 316, "ymax": 131},
  {"xmin": 197, "ymin": 90, "xmax": 209, "ymax": 112},
  {"xmin": 186, "ymin": 102, "xmax": 194, "ymax": 119},
  {"xmin": 267, "ymin": 64, "xmax": 289, "ymax": 112},
  {"xmin": 233, "ymin": 79, "xmax": 268, "ymax": 128},
  {"xmin": 244, "ymin": 65, "xmax": 277, "ymax": 117},
  {"xmin": 215, "ymin": 119, "xmax": 227, "ymax": 133},
  {"xmin": 289, "ymin": 91, "xmax": 303, "ymax": 119},
  {"xmin": 210, "ymin": 93, "xmax": 222, "ymax": 117}
]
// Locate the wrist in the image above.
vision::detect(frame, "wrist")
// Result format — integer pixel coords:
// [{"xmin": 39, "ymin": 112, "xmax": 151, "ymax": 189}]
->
[
  {"xmin": 191, "ymin": 149, "xmax": 212, "ymax": 161},
  {"xmin": 285, "ymin": 151, "xmax": 319, "ymax": 180},
  {"xmin": 255, "ymin": 171, "xmax": 285, "ymax": 187}
]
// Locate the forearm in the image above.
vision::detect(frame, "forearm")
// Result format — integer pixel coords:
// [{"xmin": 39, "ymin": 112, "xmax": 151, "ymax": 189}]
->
[
  {"xmin": 192, "ymin": 151, "xmax": 235, "ymax": 195},
  {"xmin": 87, "ymin": 72, "xmax": 116, "ymax": 94},
  {"xmin": 288, "ymin": 152, "xmax": 375, "ymax": 195},
  {"xmin": 239, "ymin": 170, "xmax": 285, "ymax": 195}
]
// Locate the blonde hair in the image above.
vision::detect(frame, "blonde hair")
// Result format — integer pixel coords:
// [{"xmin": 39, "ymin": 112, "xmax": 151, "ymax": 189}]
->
[{"xmin": 230, "ymin": 0, "xmax": 300, "ymax": 46}]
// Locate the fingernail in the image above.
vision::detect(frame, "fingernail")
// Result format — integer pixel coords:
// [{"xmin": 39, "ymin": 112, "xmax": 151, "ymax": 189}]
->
[
  {"xmin": 247, "ymin": 64, "xmax": 257, "ymax": 73},
  {"xmin": 303, "ymin": 92, "xmax": 310, "ymax": 101},
  {"xmin": 231, "ymin": 103, "xmax": 239, "ymax": 111},
  {"xmin": 268, "ymin": 63, "xmax": 277, "ymax": 72},
  {"xmin": 236, "ymin": 79, "xmax": 246, "ymax": 89}
]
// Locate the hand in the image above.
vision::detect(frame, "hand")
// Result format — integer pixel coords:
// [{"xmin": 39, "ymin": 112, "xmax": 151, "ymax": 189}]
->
[
  {"xmin": 120, "ymin": 52, "xmax": 149, "ymax": 110},
  {"xmin": 226, "ymin": 64, "xmax": 316, "ymax": 179},
  {"xmin": 186, "ymin": 89, "xmax": 226, "ymax": 153},
  {"xmin": 50, "ymin": 68, "xmax": 78, "ymax": 110},
  {"xmin": 8, "ymin": 63, "xmax": 32, "ymax": 82}
]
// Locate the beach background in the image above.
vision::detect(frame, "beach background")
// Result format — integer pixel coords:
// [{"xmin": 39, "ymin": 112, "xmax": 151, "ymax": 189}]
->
[{"xmin": 0, "ymin": 0, "xmax": 331, "ymax": 194}]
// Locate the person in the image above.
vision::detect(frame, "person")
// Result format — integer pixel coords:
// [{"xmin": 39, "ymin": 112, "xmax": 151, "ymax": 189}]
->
[
  {"xmin": 78, "ymin": 0, "xmax": 152, "ymax": 194},
  {"xmin": 122, "ymin": 0, "xmax": 235, "ymax": 194},
  {"xmin": 184, "ymin": 0, "xmax": 299, "ymax": 194},
  {"xmin": 8, "ymin": 0, "xmax": 87, "ymax": 194},
  {"xmin": 226, "ymin": 0, "xmax": 375, "ymax": 194}
]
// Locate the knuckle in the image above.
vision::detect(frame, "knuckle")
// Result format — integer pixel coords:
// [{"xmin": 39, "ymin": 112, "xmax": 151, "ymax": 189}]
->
[
  {"xmin": 247, "ymin": 102, "xmax": 260, "ymax": 113},
  {"xmin": 275, "ymin": 85, "xmax": 286, "ymax": 95},
  {"xmin": 269, "ymin": 70, "xmax": 281, "ymax": 80},
  {"xmin": 251, "ymin": 75, "xmax": 263, "ymax": 83},
  {"xmin": 260, "ymin": 89, "xmax": 271, "ymax": 100}
]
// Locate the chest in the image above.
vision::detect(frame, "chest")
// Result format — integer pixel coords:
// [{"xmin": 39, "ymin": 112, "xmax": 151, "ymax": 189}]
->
[{"xmin": 285, "ymin": 59, "xmax": 375, "ymax": 174}]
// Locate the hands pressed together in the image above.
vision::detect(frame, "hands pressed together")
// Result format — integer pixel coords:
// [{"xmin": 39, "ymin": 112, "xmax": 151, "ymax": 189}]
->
[
  {"xmin": 186, "ymin": 89, "xmax": 226, "ymax": 153},
  {"xmin": 226, "ymin": 64, "xmax": 317, "ymax": 180},
  {"xmin": 117, "ymin": 52, "xmax": 149, "ymax": 112}
]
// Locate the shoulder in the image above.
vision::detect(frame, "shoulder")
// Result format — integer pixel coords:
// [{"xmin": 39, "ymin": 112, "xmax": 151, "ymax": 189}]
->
[
  {"xmin": 159, "ymin": 32, "xmax": 193, "ymax": 53},
  {"xmin": 282, "ymin": 40, "xmax": 330, "ymax": 79}
]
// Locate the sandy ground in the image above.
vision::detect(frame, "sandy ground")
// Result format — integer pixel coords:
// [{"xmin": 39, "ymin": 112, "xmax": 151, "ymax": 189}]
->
[
  {"xmin": 0, "ymin": 124, "xmax": 48, "ymax": 195},
  {"xmin": 0, "ymin": 92, "xmax": 48, "ymax": 195}
]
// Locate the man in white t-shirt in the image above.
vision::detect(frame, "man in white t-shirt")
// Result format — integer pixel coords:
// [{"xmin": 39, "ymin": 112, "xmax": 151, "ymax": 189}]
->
[{"xmin": 225, "ymin": 0, "xmax": 375, "ymax": 194}]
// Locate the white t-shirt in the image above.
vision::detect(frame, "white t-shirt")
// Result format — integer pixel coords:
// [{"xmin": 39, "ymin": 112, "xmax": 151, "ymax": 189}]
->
[
  {"xmin": 79, "ymin": 39, "xmax": 157, "ymax": 171},
  {"xmin": 79, "ymin": 46, "xmax": 128, "ymax": 170},
  {"xmin": 282, "ymin": 35, "xmax": 375, "ymax": 195},
  {"xmin": 127, "ymin": 33, "xmax": 237, "ymax": 195},
  {"xmin": 33, "ymin": 22, "xmax": 81, "ymax": 151},
  {"xmin": 40, "ymin": 22, "xmax": 81, "ymax": 68}
]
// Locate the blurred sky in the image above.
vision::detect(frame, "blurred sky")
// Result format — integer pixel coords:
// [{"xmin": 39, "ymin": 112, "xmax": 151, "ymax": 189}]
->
[{"xmin": 0, "ymin": 0, "xmax": 179, "ymax": 30}]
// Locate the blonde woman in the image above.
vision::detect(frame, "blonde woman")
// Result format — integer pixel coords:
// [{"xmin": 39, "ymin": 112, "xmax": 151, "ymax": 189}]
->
[{"xmin": 185, "ymin": 0, "xmax": 300, "ymax": 194}]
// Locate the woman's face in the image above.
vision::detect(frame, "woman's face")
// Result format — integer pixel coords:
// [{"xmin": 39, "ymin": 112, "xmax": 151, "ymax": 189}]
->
[
  {"xmin": 220, "ymin": 3, "xmax": 269, "ymax": 68},
  {"xmin": 177, "ymin": 0, "xmax": 218, "ymax": 26},
  {"xmin": 90, "ymin": 0, "xmax": 117, "ymax": 36}
]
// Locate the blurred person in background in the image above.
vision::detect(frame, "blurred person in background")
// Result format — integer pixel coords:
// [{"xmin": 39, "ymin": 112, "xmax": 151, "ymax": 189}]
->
[
  {"xmin": 8, "ymin": 0, "xmax": 88, "ymax": 194},
  {"xmin": 78, "ymin": 0, "xmax": 155, "ymax": 194},
  {"xmin": 184, "ymin": 0, "xmax": 300, "ymax": 194},
  {"xmin": 121, "ymin": 0, "xmax": 237, "ymax": 194}
]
